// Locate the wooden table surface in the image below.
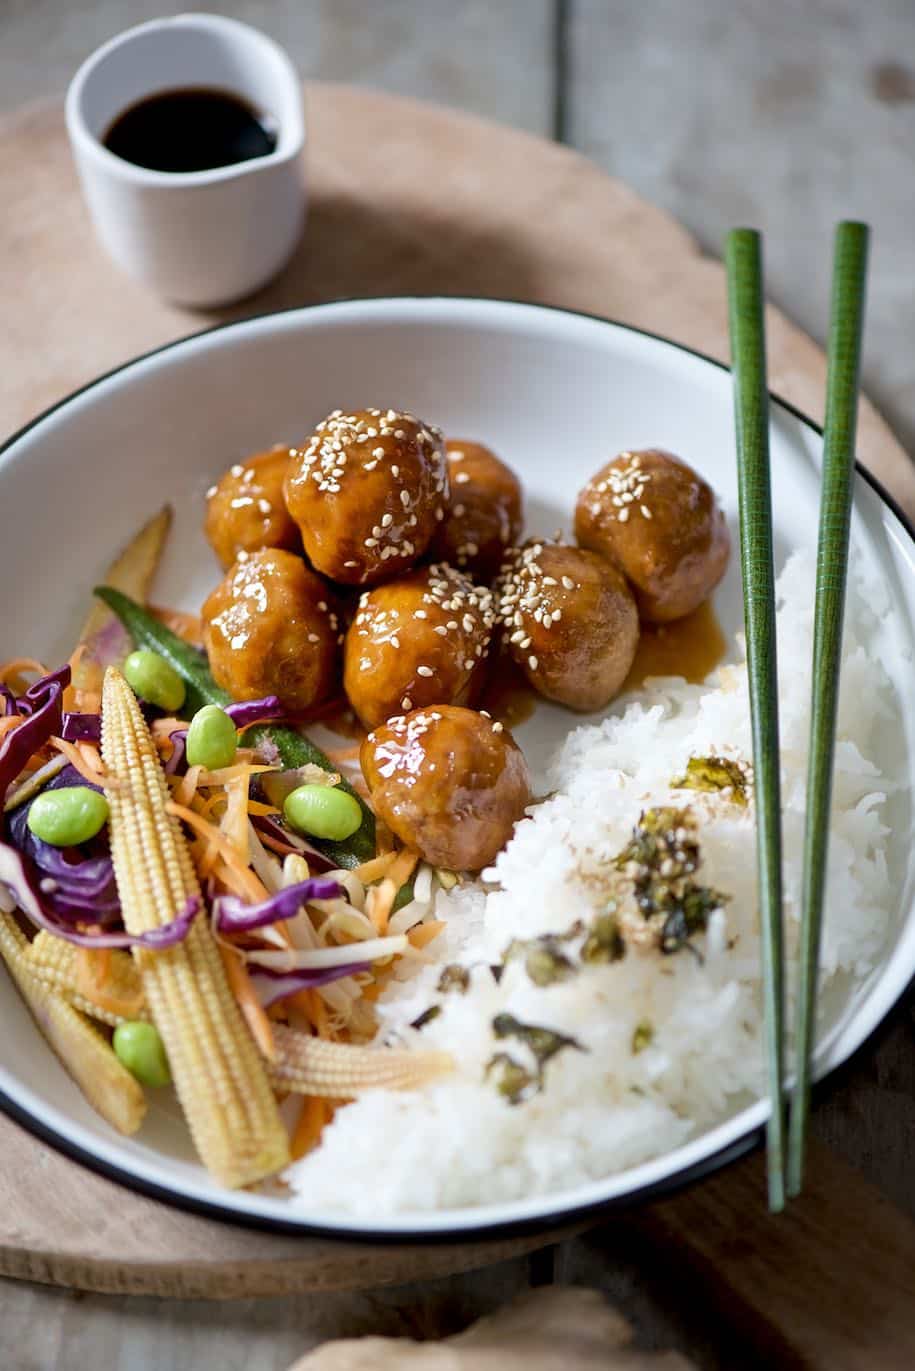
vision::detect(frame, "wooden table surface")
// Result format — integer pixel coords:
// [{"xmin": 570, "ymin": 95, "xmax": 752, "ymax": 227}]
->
[{"xmin": 1, "ymin": 3, "xmax": 914, "ymax": 1368}]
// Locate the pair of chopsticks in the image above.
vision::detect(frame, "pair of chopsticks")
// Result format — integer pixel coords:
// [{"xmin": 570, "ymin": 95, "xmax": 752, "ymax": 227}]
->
[{"xmin": 725, "ymin": 222, "xmax": 869, "ymax": 1211}]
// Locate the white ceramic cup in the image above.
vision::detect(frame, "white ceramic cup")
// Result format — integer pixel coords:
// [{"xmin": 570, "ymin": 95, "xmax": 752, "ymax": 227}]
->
[{"xmin": 65, "ymin": 13, "xmax": 307, "ymax": 307}]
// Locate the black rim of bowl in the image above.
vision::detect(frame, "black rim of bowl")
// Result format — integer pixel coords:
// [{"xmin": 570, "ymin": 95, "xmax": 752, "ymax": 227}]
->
[{"xmin": 0, "ymin": 296, "xmax": 912, "ymax": 1244}]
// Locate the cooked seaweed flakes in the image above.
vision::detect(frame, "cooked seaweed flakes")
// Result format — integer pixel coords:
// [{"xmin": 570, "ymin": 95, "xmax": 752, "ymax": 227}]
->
[
  {"xmin": 410, "ymin": 1005, "xmax": 442, "ymax": 1030},
  {"xmin": 487, "ymin": 1015, "xmax": 585, "ymax": 1105},
  {"xmin": 492, "ymin": 1013, "xmax": 585, "ymax": 1069},
  {"xmin": 437, "ymin": 964, "xmax": 470, "ymax": 995},
  {"xmin": 672, "ymin": 755, "xmax": 749, "ymax": 806},
  {"xmin": 615, "ymin": 806, "xmax": 729, "ymax": 957},
  {"xmin": 486, "ymin": 1052, "xmax": 539, "ymax": 1106},
  {"xmin": 581, "ymin": 910, "xmax": 626, "ymax": 964},
  {"xmin": 631, "ymin": 1020, "xmax": 654, "ymax": 1054},
  {"xmin": 503, "ymin": 923, "xmax": 583, "ymax": 986}
]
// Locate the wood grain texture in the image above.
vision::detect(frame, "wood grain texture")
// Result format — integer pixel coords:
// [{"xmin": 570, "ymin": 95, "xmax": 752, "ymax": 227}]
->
[
  {"xmin": 566, "ymin": 0, "xmax": 915, "ymax": 460},
  {"xmin": 2, "ymin": 85, "xmax": 911, "ymax": 521},
  {"xmin": 0, "ymin": 0, "xmax": 554, "ymax": 133},
  {"xmin": 636, "ymin": 1139, "xmax": 915, "ymax": 1371}
]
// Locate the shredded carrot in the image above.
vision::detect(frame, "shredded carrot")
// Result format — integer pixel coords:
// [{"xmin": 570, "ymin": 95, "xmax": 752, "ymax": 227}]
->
[
  {"xmin": 407, "ymin": 920, "xmax": 445, "ymax": 950},
  {"xmin": 246, "ymin": 799, "xmax": 280, "ymax": 817},
  {"xmin": 197, "ymin": 762, "xmax": 277, "ymax": 788},
  {"xmin": 353, "ymin": 851, "xmax": 397, "ymax": 884},
  {"xmin": 150, "ymin": 605, "xmax": 204, "ymax": 647},
  {"xmin": 305, "ymin": 987, "xmax": 331, "ymax": 1039},
  {"xmin": 50, "ymin": 737, "xmax": 114, "ymax": 788},
  {"xmin": 218, "ymin": 943, "xmax": 276, "ymax": 1060},
  {"xmin": 256, "ymin": 829, "xmax": 302, "ymax": 857},
  {"xmin": 74, "ymin": 946, "xmax": 147, "ymax": 1019},
  {"xmin": 0, "ymin": 715, "xmax": 23, "ymax": 742},
  {"xmin": 365, "ymin": 849, "xmax": 419, "ymax": 934},
  {"xmin": 0, "ymin": 657, "xmax": 50, "ymax": 687},
  {"xmin": 62, "ymin": 645, "xmax": 88, "ymax": 712},
  {"xmin": 359, "ymin": 981, "xmax": 381, "ymax": 1003},
  {"xmin": 168, "ymin": 800, "xmax": 268, "ymax": 903},
  {"xmin": 290, "ymin": 1094, "xmax": 327, "ymax": 1160},
  {"xmin": 172, "ymin": 764, "xmax": 203, "ymax": 808},
  {"xmin": 222, "ymin": 772, "xmax": 250, "ymax": 860}
]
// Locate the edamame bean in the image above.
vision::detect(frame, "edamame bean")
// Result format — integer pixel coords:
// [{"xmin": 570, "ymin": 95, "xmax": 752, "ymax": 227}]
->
[
  {"xmin": 186, "ymin": 704, "xmax": 237, "ymax": 770},
  {"xmin": 284, "ymin": 783, "xmax": 362, "ymax": 841},
  {"xmin": 113, "ymin": 1021, "xmax": 171, "ymax": 1087},
  {"xmin": 123, "ymin": 648, "xmax": 186, "ymax": 712},
  {"xmin": 27, "ymin": 786, "xmax": 109, "ymax": 847}
]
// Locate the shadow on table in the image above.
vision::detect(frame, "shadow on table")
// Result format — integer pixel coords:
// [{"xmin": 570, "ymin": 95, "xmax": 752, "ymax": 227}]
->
[{"xmin": 209, "ymin": 185, "xmax": 546, "ymax": 321}]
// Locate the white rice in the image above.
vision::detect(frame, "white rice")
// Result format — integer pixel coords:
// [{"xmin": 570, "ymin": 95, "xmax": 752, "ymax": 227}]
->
[{"xmin": 284, "ymin": 552, "xmax": 896, "ymax": 1214}]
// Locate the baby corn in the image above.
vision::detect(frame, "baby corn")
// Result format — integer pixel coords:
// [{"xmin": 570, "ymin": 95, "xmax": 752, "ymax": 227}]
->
[
  {"xmin": 0, "ymin": 913, "xmax": 146, "ymax": 1135},
  {"xmin": 26, "ymin": 932, "xmax": 147, "ymax": 1027},
  {"xmin": 268, "ymin": 1024, "xmax": 453, "ymax": 1096},
  {"xmin": 101, "ymin": 667, "xmax": 289, "ymax": 1188}
]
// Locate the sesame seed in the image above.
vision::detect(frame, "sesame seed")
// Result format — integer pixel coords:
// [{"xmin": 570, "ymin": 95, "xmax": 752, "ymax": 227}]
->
[
  {"xmin": 434, "ymin": 624, "xmax": 448, "ymax": 636},
  {"xmin": 562, "ymin": 576, "xmax": 575, "ymax": 590},
  {"xmin": 417, "ymin": 665, "xmax": 434, "ymax": 677},
  {"xmin": 382, "ymin": 513, "xmax": 394, "ymax": 527},
  {"xmin": 414, "ymin": 609, "xmax": 427, "ymax": 620},
  {"xmin": 528, "ymin": 655, "xmax": 539, "ymax": 671},
  {"xmin": 206, "ymin": 484, "xmax": 217, "ymax": 498},
  {"xmin": 318, "ymin": 601, "xmax": 328, "ymax": 612},
  {"xmin": 492, "ymin": 721, "xmax": 504, "ymax": 733},
  {"xmin": 307, "ymin": 633, "xmax": 319, "ymax": 643},
  {"xmin": 258, "ymin": 499, "xmax": 272, "ymax": 514},
  {"xmin": 401, "ymin": 696, "xmax": 412, "ymax": 710},
  {"xmin": 230, "ymin": 464, "xmax": 244, "ymax": 477},
  {"xmin": 344, "ymin": 560, "xmax": 358, "ymax": 568},
  {"xmin": 455, "ymin": 472, "xmax": 471, "ymax": 484},
  {"xmin": 390, "ymin": 635, "xmax": 400, "ymax": 648},
  {"xmin": 364, "ymin": 537, "xmax": 378, "ymax": 548},
  {"xmin": 391, "ymin": 465, "xmax": 400, "ymax": 478},
  {"xmin": 400, "ymin": 490, "xmax": 411, "ymax": 507},
  {"xmin": 641, "ymin": 505, "xmax": 653, "ymax": 519},
  {"xmin": 464, "ymin": 658, "xmax": 475, "ymax": 670},
  {"xmin": 373, "ymin": 446, "xmax": 384, "ymax": 458},
  {"xmin": 618, "ymin": 507, "xmax": 630, "ymax": 522}
]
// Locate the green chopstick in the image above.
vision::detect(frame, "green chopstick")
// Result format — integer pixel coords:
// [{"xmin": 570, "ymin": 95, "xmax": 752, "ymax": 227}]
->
[
  {"xmin": 725, "ymin": 228, "xmax": 787, "ymax": 1213},
  {"xmin": 787, "ymin": 222, "xmax": 870, "ymax": 1198}
]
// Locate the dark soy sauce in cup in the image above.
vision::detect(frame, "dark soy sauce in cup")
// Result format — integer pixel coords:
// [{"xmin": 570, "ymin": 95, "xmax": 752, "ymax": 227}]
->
[{"xmin": 103, "ymin": 88, "xmax": 278, "ymax": 173}]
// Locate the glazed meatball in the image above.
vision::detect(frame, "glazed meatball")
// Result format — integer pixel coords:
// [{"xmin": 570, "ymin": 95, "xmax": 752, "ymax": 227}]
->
[
  {"xmin": 202, "ymin": 548, "xmax": 341, "ymax": 711},
  {"xmin": 498, "ymin": 541, "xmax": 638, "ymax": 712},
  {"xmin": 284, "ymin": 408, "xmax": 449, "ymax": 586},
  {"xmin": 575, "ymin": 449, "xmax": 730, "ymax": 623},
  {"xmin": 429, "ymin": 440, "xmax": 523, "ymax": 582},
  {"xmin": 344, "ymin": 564, "xmax": 495, "ymax": 729},
  {"xmin": 205, "ymin": 446, "xmax": 300, "ymax": 569},
  {"xmin": 361, "ymin": 705, "xmax": 531, "ymax": 871}
]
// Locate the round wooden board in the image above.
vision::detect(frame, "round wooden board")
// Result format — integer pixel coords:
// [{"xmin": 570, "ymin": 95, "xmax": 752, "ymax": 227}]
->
[{"xmin": 0, "ymin": 82, "xmax": 912, "ymax": 1300}]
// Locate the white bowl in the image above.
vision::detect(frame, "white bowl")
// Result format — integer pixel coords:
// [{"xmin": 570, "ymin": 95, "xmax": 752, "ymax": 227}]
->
[{"xmin": 1, "ymin": 298, "xmax": 913, "ymax": 1239}]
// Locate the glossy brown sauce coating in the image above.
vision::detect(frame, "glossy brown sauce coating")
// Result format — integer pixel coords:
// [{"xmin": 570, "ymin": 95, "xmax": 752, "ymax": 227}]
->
[
  {"xmin": 360, "ymin": 705, "xmax": 531, "ymax": 871},
  {"xmin": 204, "ymin": 446, "xmax": 301, "ymax": 569},
  {"xmin": 479, "ymin": 650, "xmax": 538, "ymax": 730},
  {"xmin": 498, "ymin": 541, "xmax": 639, "ymax": 711},
  {"xmin": 575, "ymin": 448, "xmax": 730, "ymax": 623},
  {"xmin": 343, "ymin": 564, "xmax": 496, "ymax": 729},
  {"xmin": 284, "ymin": 408, "xmax": 449, "ymax": 586},
  {"xmin": 624, "ymin": 598, "xmax": 726, "ymax": 689},
  {"xmin": 429, "ymin": 440, "xmax": 523, "ymax": 582},
  {"xmin": 202, "ymin": 548, "xmax": 341, "ymax": 711}
]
